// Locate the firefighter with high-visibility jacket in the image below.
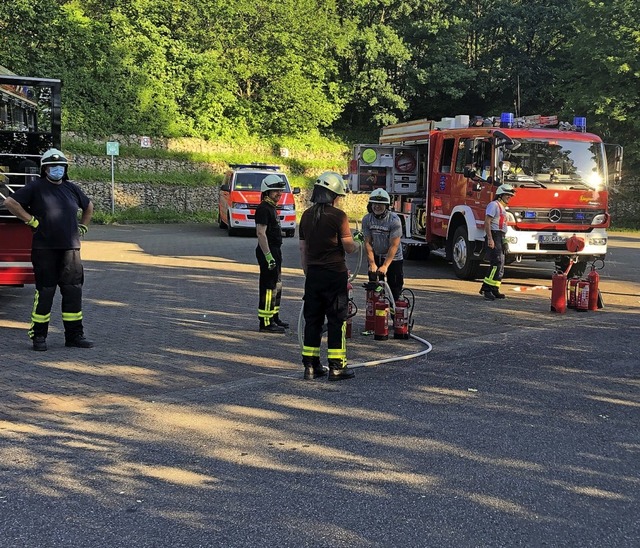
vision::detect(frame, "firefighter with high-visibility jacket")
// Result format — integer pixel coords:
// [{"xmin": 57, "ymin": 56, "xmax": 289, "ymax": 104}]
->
[
  {"xmin": 299, "ymin": 172, "xmax": 363, "ymax": 381},
  {"xmin": 255, "ymin": 174, "xmax": 289, "ymax": 333},
  {"xmin": 3, "ymin": 148, "xmax": 94, "ymax": 350},
  {"xmin": 479, "ymin": 183, "xmax": 516, "ymax": 301}
]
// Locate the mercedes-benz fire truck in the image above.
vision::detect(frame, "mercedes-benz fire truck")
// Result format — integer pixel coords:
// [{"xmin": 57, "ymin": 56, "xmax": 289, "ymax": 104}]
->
[
  {"xmin": 349, "ymin": 114, "xmax": 623, "ymax": 279},
  {"xmin": 0, "ymin": 70, "xmax": 62, "ymax": 286}
]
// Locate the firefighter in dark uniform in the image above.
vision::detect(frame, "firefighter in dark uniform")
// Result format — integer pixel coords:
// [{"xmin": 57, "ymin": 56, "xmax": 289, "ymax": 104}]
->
[
  {"xmin": 255, "ymin": 174, "xmax": 289, "ymax": 333},
  {"xmin": 3, "ymin": 148, "xmax": 94, "ymax": 350},
  {"xmin": 479, "ymin": 183, "xmax": 516, "ymax": 301},
  {"xmin": 299, "ymin": 172, "xmax": 363, "ymax": 381}
]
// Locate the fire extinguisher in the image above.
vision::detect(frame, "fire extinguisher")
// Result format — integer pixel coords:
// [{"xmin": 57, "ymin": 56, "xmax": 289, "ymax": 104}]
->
[
  {"xmin": 575, "ymin": 279, "xmax": 590, "ymax": 311},
  {"xmin": 551, "ymin": 270, "xmax": 567, "ymax": 313},
  {"xmin": 567, "ymin": 277, "xmax": 579, "ymax": 309},
  {"xmin": 374, "ymin": 299, "xmax": 389, "ymax": 341},
  {"xmin": 393, "ymin": 296, "xmax": 410, "ymax": 339},
  {"xmin": 587, "ymin": 264, "xmax": 600, "ymax": 311},
  {"xmin": 363, "ymin": 276, "xmax": 384, "ymax": 333},
  {"xmin": 346, "ymin": 279, "xmax": 358, "ymax": 339}
]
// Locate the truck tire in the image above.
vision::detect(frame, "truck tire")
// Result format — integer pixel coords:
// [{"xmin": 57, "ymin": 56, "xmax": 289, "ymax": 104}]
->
[{"xmin": 452, "ymin": 226, "xmax": 481, "ymax": 280}]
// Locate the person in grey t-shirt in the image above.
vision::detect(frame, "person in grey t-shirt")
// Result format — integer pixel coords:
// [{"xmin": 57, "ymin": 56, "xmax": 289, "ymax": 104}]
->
[{"xmin": 361, "ymin": 188, "xmax": 404, "ymax": 301}]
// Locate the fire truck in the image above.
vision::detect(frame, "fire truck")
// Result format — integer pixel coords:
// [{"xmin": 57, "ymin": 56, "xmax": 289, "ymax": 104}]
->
[
  {"xmin": 350, "ymin": 114, "xmax": 623, "ymax": 279},
  {"xmin": 0, "ymin": 69, "xmax": 62, "ymax": 286}
]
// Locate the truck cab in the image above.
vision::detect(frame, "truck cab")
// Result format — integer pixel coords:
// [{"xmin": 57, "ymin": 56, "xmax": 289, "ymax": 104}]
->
[{"xmin": 217, "ymin": 164, "xmax": 300, "ymax": 237}]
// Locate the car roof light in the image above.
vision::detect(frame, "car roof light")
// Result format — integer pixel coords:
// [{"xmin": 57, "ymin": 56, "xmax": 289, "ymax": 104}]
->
[{"xmin": 573, "ymin": 117, "xmax": 587, "ymax": 132}]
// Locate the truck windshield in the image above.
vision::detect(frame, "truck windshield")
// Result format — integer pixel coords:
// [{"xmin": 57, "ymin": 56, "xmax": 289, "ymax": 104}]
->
[{"xmin": 502, "ymin": 139, "xmax": 606, "ymax": 189}]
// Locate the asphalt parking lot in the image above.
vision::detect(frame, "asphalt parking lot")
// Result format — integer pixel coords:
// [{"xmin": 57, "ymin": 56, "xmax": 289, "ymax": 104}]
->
[{"xmin": 1, "ymin": 225, "xmax": 639, "ymax": 547}]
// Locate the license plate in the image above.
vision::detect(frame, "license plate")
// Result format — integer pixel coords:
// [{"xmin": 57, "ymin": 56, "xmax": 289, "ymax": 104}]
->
[{"xmin": 539, "ymin": 234, "xmax": 566, "ymax": 243}]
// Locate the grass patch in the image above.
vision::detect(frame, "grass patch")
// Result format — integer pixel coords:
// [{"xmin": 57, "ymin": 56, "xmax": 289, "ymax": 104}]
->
[{"xmin": 92, "ymin": 208, "xmax": 214, "ymax": 225}]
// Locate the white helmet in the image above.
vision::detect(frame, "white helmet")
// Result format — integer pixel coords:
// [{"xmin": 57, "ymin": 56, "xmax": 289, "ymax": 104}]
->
[
  {"xmin": 369, "ymin": 188, "xmax": 390, "ymax": 205},
  {"xmin": 314, "ymin": 171, "xmax": 347, "ymax": 196},
  {"xmin": 496, "ymin": 183, "xmax": 516, "ymax": 197},
  {"xmin": 41, "ymin": 148, "xmax": 68, "ymax": 167},
  {"xmin": 261, "ymin": 174, "xmax": 286, "ymax": 193}
]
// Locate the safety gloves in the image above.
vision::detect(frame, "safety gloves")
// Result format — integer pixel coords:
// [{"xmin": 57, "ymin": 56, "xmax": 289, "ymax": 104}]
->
[
  {"xmin": 353, "ymin": 230, "xmax": 364, "ymax": 243},
  {"xmin": 78, "ymin": 224, "xmax": 88, "ymax": 237},
  {"xmin": 25, "ymin": 216, "xmax": 39, "ymax": 230},
  {"xmin": 265, "ymin": 251, "xmax": 277, "ymax": 270}
]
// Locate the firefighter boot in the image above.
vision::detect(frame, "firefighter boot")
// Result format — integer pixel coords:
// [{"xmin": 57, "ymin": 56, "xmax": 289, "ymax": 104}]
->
[
  {"xmin": 273, "ymin": 314, "xmax": 290, "ymax": 329},
  {"xmin": 479, "ymin": 283, "xmax": 495, "ymax": 301},
  {"xmin": 32, "ymin": 337, "xmax": 47, "ymax": 351},
  {"xmin": 259, "ymin": 319, "xmax": 285, "ymax": 334},
  {"xmin": 30, "ymin": 322, "xmax": 49, "ymax": 351},
  {"xmin": 303, "ymin": 357, "xmax": 327, "ymax": 380},
  {"xmin": 64, "ymin": 320, "xmax": 94, "ymax": 348},
  {"xmin": 492, "ymin": 288, "xmax": 506, "ymax": 299},
  {"xmin": 328, "ymin": 359, "xmax": 355, "ymax": 381}
]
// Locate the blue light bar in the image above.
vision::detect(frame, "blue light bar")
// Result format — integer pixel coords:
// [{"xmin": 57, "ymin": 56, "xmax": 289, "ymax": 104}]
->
[
  {"xmin": 500, "ymin": 112, "xmax": 514, "ymax": 129},
  {"xmin": 573, "ymin": 116, "xmax": 587, "ymax": 132},
  {"xmin": 524, "ymin": 211, "xmax": 536, "ymax": 219},
  {"xmin": 575, "ymin": 212, "xmax": 585, "ymax": 220}
]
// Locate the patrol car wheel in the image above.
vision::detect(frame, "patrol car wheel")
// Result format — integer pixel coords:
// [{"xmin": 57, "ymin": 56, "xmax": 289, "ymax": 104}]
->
[
  {"xmin": 227, "ymin": 211, "xmax": 238, "ymax": 236},
  {"xmin": 285, "ymin": 229, "xmax": 295, "ymax": 238},
  {"xmin": 218, "ymin": 212, "xmax": 227, "ymax": 229}
]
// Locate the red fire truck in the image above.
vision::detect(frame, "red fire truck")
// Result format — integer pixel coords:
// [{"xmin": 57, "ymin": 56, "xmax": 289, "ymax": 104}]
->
[
  {"xmin": 350, "ymin": 114, "xmax": 623, "ymax": 279},
  {"xmin": 0, "ymin": 70, "xmax": 62, "ymax": 286}
]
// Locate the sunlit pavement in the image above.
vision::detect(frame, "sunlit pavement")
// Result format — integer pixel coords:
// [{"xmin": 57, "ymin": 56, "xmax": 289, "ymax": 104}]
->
[{"xmin": 1, "ymin": 225, "xmax": 638, "ymax": 547}]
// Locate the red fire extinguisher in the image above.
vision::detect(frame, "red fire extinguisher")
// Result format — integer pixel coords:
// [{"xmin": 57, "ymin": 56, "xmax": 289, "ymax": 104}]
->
[
  {"xmin": 393, "ymin": 297, "xmax": 410, "ymax": 339},
  {"xmin": 567, "ymin": 277, "xmax": 579, "ymax": 309},
  {"xmin": 374, "ymin": 299, "xmax": 389, "ymax": 341},
  {"xmin": 364, "ymin": 279, "xmax": 384, "ymax": 333},
  {"xmin": 551, "ymin": 270, "xmax": 567, "ymax": 313},
  {"xmin": 575, "ymin": 279, "xmax": 590, "ymax": 311},
  {"xmin": 587, "ymin": 264, "xmax": 600, "ymax": 311}
]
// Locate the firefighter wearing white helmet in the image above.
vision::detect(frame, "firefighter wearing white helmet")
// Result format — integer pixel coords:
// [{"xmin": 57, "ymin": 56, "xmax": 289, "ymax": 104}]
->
[
  {"xmin": 361, "ymin": 188, "xmax": 404, "ymax": 300},
  {"xmin": 255, "ymin": 174, "xmax": 289, "ymax": 333},
  {"xmin": 298, "ymin": 171, "xmax": 361, "ymax": 381},
  {"xmin": 479, "ymin": 183, "xmax": 516, "ymax": 301},
  {"xmin": 3, "ymin": 148, "xmax": 94, "ymax": 350}
]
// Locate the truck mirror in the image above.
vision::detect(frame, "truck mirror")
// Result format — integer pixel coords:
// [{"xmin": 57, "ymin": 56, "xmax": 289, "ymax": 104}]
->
[
  {"xmin": 463, "ymin": 166, "xmax": 476, "ymax": 178},
  {"xmin": 220, "ymin": 183, "xmax": 230, "ymax": 192},
  {"xmin": 292, "ymin": 187, "xmax": 301, "ymax": 195}
]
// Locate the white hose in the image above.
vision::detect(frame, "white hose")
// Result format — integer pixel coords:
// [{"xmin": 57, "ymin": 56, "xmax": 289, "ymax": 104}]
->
[{"xmin": 347, "ymin": 332, "xmax": 433, "ymax": 369}]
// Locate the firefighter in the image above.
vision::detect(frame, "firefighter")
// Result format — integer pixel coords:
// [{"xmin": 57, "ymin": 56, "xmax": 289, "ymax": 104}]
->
[
  {"xmin": 479, "ymin": 183, "xmax": 516, "ymax": 301},
  {"xmin": 299, "ymin": 172, "xmax": 363, "ymax": 381},
  {"xmin": 361, "ymin": 188, "xmax": 404, "ymax": 301},
  {"xmin": 255, "ymin": 174, "xmax": 288, "ymax": 333},
  {"xmin": 3, "ymin": 148, "xmax": 94, "ymax": 350}
]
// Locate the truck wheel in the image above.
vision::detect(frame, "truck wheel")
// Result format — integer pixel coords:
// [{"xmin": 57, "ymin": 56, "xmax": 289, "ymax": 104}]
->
[
  {"xmin": 452, "ymin": 226, "xmax": 481, "ymax": 280},
  {"xmin": 402, "ymin": 242, "xmax": 416, "ymax": 260}
]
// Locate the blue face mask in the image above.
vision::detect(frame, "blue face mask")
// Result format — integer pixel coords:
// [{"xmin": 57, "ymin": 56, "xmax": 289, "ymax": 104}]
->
[{"xmin": 47, "ymin": 166, "xmax": 65, "ymax": 180}]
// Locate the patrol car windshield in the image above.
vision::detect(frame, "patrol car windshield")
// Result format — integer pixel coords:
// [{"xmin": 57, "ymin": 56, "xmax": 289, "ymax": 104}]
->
[
  {"xmin": 501, "ymin": 139, "xmax": 606, "ymax": 190},
  {"xmin": 234, "ymin": 173, "xmax": 290, "ymax": 191}
]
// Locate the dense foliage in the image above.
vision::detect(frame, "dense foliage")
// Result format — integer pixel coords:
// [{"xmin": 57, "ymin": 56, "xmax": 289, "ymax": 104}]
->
[{"xmin": 1, "ymin": 0, "xmax": 639, "ymax": 167}]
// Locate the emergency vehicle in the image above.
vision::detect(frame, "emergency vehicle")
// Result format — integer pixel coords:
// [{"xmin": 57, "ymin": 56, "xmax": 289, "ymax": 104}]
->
[
  {"xmin": 350, "ymin": 114, "xmax": 623, "ymax": 279},
  {"xmin": 218, "ymin": 163, "xmax": 300, "ymax": 237},
  {"xmin": 0, "ymin": 70, "xmax": 62, "ymax": 286}
]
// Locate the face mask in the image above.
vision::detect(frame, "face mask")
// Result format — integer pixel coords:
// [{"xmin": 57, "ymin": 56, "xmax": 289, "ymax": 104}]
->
[{"xmin": 47, "ymin": 166, "xmax": 65, "ymax": 180}]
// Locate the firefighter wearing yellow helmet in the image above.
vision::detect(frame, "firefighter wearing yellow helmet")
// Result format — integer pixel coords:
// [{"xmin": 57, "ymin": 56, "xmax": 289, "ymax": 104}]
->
[
  {"xmin": 479, "ymin": 184, "xmax": 516, "ymax": 301},
  {"xmin": 3, "ymin": 148, "xmax": 94, "ymax": 350},
  {"xmin": 361, "ymin": 188, "xmax": 404, "ymax": 301},
  {"xmin": 298, "ymin": 172, "xmax": 362, "ymax": 381},
  {"xmin": 255, "ymin": 174, "xmax": 288, "ymax": 333}
]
